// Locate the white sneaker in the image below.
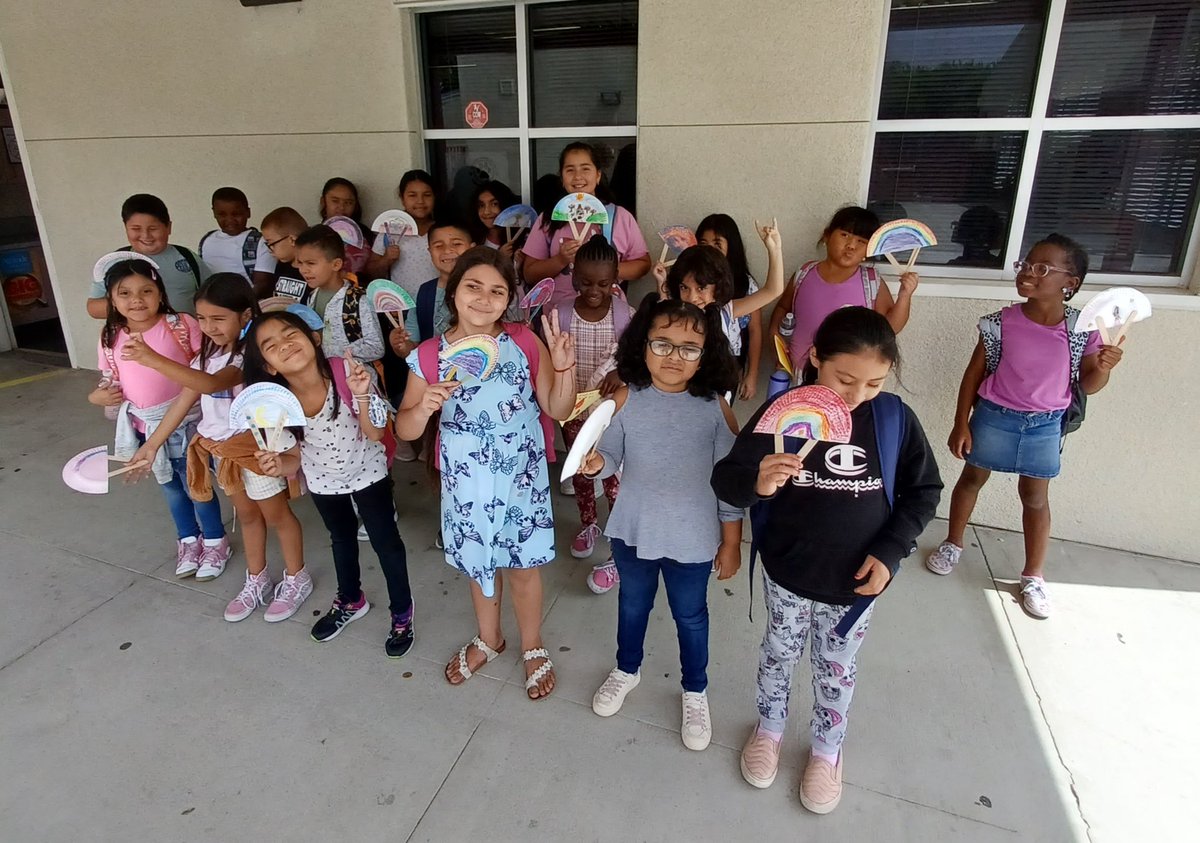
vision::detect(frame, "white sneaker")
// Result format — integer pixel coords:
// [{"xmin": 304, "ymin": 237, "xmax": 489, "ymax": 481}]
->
[
  {"xmin": 1020, "ymin": 576, "xmax": 1051, "ymax": 619},
  {"xmin": 925, "ymin": 541, "xmax": 962, "ymax": 576},
  {"xmin": 592, "ymin": 668, "xmax": 640, "ymax": 717},
  {"xmin": 560, "ymin": 476, "xmax": 576, "ymax": 496},
  {"xmin": 224, "ymin": 570, "xmax": 273, "ymax": 622},
  {"xmin": 357, "ymin": 523, "xmax": 369, "ymax": 542},
  {"xmin": 681, "ymin": 691, "xmax": 712, "ymax": 751}
]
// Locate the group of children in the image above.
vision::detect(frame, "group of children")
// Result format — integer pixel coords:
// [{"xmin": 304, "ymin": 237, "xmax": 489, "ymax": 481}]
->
[{"xmin": 83, "ymin": 140, "xmax": 1125, "ymax": 814}]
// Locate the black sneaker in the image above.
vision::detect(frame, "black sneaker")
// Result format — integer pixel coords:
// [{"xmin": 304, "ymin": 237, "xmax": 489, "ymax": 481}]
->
[
  {"xmin": 385, "ymin": 610, "xmax": 415, "ymax": 659},
  {"xmin": 311, "ymin": 595, "xmax": 369, "ymax": 643}
]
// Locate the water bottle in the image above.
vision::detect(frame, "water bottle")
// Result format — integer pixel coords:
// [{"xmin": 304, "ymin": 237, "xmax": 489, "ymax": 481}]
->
[
  {"xmin": 780, "ymin": 312, "xmax": 795, "ymax": 339},
  {"xmin": 767, "ymin": 370, "xmax": 790, "ymax": 399},
  {"xmin": 99, "ymin": 370, "xmax": 119, "ymax": 420}
]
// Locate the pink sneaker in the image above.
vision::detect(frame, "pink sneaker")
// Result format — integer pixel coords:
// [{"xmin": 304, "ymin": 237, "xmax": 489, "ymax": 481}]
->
[
  {"xmin": 264, "ymin": 569, "xmax": 314, "ymax": 623},
  {"xmin": 571, "ymin": 523, "xmax": 601, "ymax": 559},
  {"xmin": 175, "ymin": 539, "xmax": 202, "ymax": 578},
  {"xmin": 195, "ymin": 537, "xmax": 232, "ymax": 581},
  {"xmin": 800, "ymin": 752, "xmax": 843, "ymax": 814},
  {"xmin": 587, "ymin": 559, "xmax": 619, "ymax": 594},
  {"xmin": 224, "ymin": 570, "xmax": 273, "ymax": 622}
]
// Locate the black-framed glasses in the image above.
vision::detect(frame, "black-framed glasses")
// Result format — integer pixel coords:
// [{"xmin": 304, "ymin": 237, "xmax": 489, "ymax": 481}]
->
[
  {"xmin": 648, "ymin": 339, "xmax": 704, "ymax": 362},
  {"xmin": 1013, "ymin": 260, "xmax": 1075, "ymax": 278},
  {"xmin": 264, "ymin": 235, "xmax": 291, "ymax": 252}
]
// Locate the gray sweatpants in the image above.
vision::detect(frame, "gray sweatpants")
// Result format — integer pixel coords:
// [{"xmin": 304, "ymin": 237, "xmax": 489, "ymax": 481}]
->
[{"xmin": 756, "ymin": 570, "xmax": 874, "ymax": 755}]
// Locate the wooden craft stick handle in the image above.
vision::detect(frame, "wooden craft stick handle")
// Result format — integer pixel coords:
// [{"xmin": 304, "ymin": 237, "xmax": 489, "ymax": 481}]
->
[
  {"xmin": 1112, "ymin": 310, "xmax": 1137, "ymax": 345},
  {"xmin": 107, "ymin": 460, "xmax": 148, "ymax": 478},
  {"xmin": 658, "ymin": 243, "xmax": 669, "ymax": 264},
  {"xmin": 774, "ymin": 433, "xmax": 784, "ymax": 455},
  {"xmin": 905, "ymin": 249, "xmax": 919, "ymax": 271},
  {"xmin": 884, "ymin": 252, "xmax": 903, "ymax": 270},
  {"xmin": 1096, "ymin": 318, "xmax": 1112, "ymax": 346},
  {"xmin": 797, "ymin": 439, "xmax": 819, "ymax": 461}
]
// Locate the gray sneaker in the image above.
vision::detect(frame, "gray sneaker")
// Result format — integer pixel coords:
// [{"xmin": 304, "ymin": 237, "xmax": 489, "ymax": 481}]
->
[{"xmin": 925, "ymin": 541, "xmax": 962, "ymax": 576}]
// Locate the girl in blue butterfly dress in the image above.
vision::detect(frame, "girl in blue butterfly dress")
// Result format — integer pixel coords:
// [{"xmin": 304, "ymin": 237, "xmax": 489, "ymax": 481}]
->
[{"xmin": 397, "ymin": 246, "xmax": 577, "ymax": 700}]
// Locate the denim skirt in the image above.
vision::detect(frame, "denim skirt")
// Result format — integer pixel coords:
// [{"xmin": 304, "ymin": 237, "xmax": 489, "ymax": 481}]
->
[{"xmin": 966, "ymin": 398, "xmax": 1065, "ymax": 479}]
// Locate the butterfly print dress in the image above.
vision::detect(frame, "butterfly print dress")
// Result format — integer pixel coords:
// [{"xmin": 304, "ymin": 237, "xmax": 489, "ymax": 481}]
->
[{"xmin": 410, "ymin": 332, "xmax": 555, "ymax": 598}]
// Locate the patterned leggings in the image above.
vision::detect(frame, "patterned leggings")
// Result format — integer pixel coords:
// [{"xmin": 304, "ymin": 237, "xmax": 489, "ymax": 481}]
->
[
  {"xmin": 562, "ymin": 418, "xmax": 619, "ymax": 525},
  {"xmin": 757, "ymin": 571, "xmax": 874, "ymax": 755}
]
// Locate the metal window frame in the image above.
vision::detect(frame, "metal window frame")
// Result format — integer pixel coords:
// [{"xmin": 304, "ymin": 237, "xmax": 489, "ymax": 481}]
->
[
  {"xmin": 862, "ymin": 0, "xmax": 1200, "ymax": 289},
  {"xmin": 413, "ymin": 0, "xmax": 638, "ymax": 202}
]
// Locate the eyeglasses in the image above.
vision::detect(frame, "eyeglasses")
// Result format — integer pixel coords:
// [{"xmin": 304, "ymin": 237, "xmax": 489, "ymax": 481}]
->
[
  {"xmin": 264, "ymin": 235, "xmax": 291, "ymax": 252},
  {"xmin": 1013, "ymin": 260, "xmax": 1075, "ymax": 278},
  {"xmin": 647, "ymin": 339, "xmax": 704, "ymax": 362}
]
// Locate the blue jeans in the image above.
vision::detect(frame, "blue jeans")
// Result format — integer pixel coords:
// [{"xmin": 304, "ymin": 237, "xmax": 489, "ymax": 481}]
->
[
  {"xmin": 161, "ymin": 454, "xmax": 225, "ymax": 541},
  {"xmin": 611, "ymin": 538, "xmax": 711, "ymax": 693}
]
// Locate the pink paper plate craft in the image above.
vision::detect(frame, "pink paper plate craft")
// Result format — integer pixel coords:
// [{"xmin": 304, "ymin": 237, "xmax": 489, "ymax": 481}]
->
[
  {"xmin": 371, "ymin": 209, "xmax": 419, "ymax": 246},
  {"xmin": 324, "ymin": 215, "xmax": 364, "ymax": 250},
  {"xmin": 1076, "ymin": 286, "xmax": 1152, "ymax": 345},
  {"xmin": 520, "ymin": 277, "xmax": 556, "ymax": 317},
  {"xmin": 551, "ymin": 192, "xmax": 609, "ymax": 241},
  {"xmin": 93, "ymin": 251, "xmax": 159, "ymax": 287},
  {"xmin": 230, "ymin": 383, "xmax": 307, "ymax": 451},
  {"xmin": 440, "ymin": 334, "xmax": 501, "ymax": 382},
  {"xmin": 753, "ymin": 384, "xmax": 852, "ymax": 457},
  {"xmin": 366, "ymin": 279, "xmax": 417, "ymax": 328},
  {"xmin": 867, "ymin": 219, "xmax": 938, "ymax": 272},
  {"xmin": 62, "ymin": 445, "xmax": 148, "ymax": 495},
  {"xmin": 657, "ymin": 225, "xmax": 697, "ymax": 265}
]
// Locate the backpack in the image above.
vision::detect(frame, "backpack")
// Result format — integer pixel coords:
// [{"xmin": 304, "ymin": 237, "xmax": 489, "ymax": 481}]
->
[
  {"xmin": 199, "ymin": 228, "xmax": 263, "ymax": 278},
  {"xmin": 415, "ymin": 278, "xmax": 439, "ymax": 342},
  {"xmin": 416, "ymin": 322, "xmax": 557, "ymax": 470},
  {"xmin": 102, "ymin": 313, "xmax": 194, "ymax": 383},
  {"xmin": 793, "ymin": 260, "xmax": 880, "ymax": 312},
  {"xmin": 329, "ymin": 359, "xmax": 397, "ymax": 467},
  {"xmin": 979, "ymin": 305, "xmax": 1089, "ymax": 435},
  {"xmin": 746, "ymin": 390, "xmax": 906, "ymax": 635},
  {"xmin": 553, "ymin": 294, "xmax": 632, "ymax": 338}
]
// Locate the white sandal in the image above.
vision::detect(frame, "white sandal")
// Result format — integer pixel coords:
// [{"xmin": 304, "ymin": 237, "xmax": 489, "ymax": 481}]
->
[
  {"xmin": 447, "ymin": 635, "xmax": 504, "ymax": 685},
  {"xmin": 523, "ymin": 647, "xmax": 555, "ymax": 700}
]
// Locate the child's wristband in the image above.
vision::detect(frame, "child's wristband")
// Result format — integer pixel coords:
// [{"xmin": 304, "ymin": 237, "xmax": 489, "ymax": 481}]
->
[{"xmin": 554, "ymin": 364, "xmax": 575, "ymax": 373}]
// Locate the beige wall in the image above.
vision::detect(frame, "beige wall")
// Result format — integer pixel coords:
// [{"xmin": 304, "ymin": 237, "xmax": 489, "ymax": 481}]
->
[{"xmin": 0, "ymin": 0, "xmax": 422, "ymax": 364}]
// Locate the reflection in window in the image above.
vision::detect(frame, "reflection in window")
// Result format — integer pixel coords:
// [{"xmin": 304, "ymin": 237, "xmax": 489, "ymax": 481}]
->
[
  {"xmin": 879, "ymin": 0, "xmax": 1045, "ymax": 119},
  {"xmin": 421, "ymin": 9, "xmax": 518, "ymax": 130},
  {"xmin": 427, "ymin": 139, "xmax": 522, "ymax": 221},
  {"xmin": 1049, "ymin": 0, "xmax": 1200, "ymax": 117},
  {"xmin": 1023, "ymin": 130, "xmax": 1200, "ymax": 274},
  {"xmin": 528, "ymin": 1, "xmax": 638, "ymax": 127},
  {"xmin": 868, "ymin": 132, "xmax": 1026, "ymax": 267}
]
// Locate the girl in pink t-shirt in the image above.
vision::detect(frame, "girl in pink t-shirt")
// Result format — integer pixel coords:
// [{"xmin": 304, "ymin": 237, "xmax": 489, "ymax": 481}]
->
[
  {"xmin": 126, "ymin": 274, "xmax": 311, "ymax": 624},
  {"xmin": 521, "ymin": 142, "xmax": 650, "ymax": 308},
  {"xmin": 768, "ymin": 207, "xmax": 919, "ymax": 374},
  {"xmin": 927, "ymin": 234, "xmax": 1125, "ymax": 619},
  {"xmin": 87, "ymin": 257, "xmax": 226, "ymax": 577}
]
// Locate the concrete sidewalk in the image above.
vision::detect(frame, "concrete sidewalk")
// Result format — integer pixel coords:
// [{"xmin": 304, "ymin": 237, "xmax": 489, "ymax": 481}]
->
[{"xmin": 0, "ymin": 354, "xmax": 1195, "ymax": 842}]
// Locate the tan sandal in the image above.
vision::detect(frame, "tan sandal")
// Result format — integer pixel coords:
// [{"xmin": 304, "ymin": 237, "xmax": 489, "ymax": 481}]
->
[
  {"xmin": 445, "ymin": 636, "xmax": 505, "ymax": 685},
  {"xmin": 523, "ymin": 647, "xmax": 555, "ymax": 700}
]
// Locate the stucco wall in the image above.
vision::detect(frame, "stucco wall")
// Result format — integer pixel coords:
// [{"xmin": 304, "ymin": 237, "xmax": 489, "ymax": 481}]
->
[{"xmin": 0, "ymin": 0, "xmax": 422, "ymax": 364}]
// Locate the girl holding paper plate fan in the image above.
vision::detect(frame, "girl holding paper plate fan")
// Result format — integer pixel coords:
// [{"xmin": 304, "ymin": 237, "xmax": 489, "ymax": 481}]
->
[
  {"xmin": 927, "ymin": 234, "xmax": 1125, "ymax": 620},
  {"xmin": 366, "ymin": 170, "xmax": 439, "ymax": 300},
  {"xmin": 244, "ymin": 311, "xmax": 417, "ymax": 659},
  {"xmin": 522, "ymin": 141, "xmax": 651, "ymax": 309},
  {"xmin": 125, "ymin": 274, "xmax": 312, "ymax": 623},
  {"xmin": 576, "ymin": 295, "xmax": 742, "ymax": 751},
  {"xmin": 712, "ymin": 306, "xmax": 942, "ymax": 813},
  {"xmin": 395, "ymin": 246, "xmax": 578, "ymax": 701},
  {"xmin": 87, "ymin": 256, "xmax": 228, "ymax": 580},
  {"xmin": 472, "ymin": 179, "xmax": 522, "ymax": 256}
]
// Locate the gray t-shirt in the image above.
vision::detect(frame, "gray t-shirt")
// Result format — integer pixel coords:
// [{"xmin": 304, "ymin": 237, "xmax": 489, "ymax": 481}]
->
[
  {"xmin": 88, "ymin": 244, "xmax": 205, "ymax": 315},
  {"xmin": 596, "ymin": 385, "xmax": 742, "ymax": 563}
]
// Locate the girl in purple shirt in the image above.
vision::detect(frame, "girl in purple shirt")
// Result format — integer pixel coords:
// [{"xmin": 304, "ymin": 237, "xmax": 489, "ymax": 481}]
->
[{"xmin": 926, "ymin": 234, "xmax": 1126, "ymax": 619}]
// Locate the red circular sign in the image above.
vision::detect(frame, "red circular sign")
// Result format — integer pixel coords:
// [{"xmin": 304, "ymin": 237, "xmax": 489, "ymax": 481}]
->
[
  {"xmin": 3, "ymin": 273, "xmax": 43, "ymax": 308},
  {"xmin": 464, "ymin": 100, "xmax": 489, "ymax": 130}
]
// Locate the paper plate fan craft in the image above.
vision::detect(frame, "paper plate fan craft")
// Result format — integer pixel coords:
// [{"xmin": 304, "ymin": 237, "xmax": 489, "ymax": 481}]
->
[
  {"xmin": 1076, "ymin": 286, "xmax": 1152, "ymax": 345},
  {"xmin": 230, "ymin": 383, "xmax": 307, "ymax": 451},
  {"xmin": 440, "ymin": 334, "xmax": 501, "ymax": 382},
  {"xmin": 754, "ymin": 385, "xmax": 852, "ymax": 457},
  {"xmin": 867, "ymin": 219, "xmax": 938, "ymax": 271},
  {"xmin": 62, "ymin": 446, "xmax": 149, "ymax": 495},
  {"xmin": 560, "ymin": 398, "xmax": 617, "ymax": 481},
  {"xmin": 520, "ymin": 277, "xmax": 556, "ymax": 316},
  {"xmin": 286, "ymin": 303, "xmax": 325, "ymax": 331},
  {"xmin": 366, "ymin": 279, "xmax": 417, "ymax": 328},
  {"xmin": 657, "ymin": 226, "xmax": 697, "ymax": 265},
  {"xmin": 324, "ymin": 215, "xmax": 365, "ymax": 249},
  {"xmin": 370, "ymin": 209, "xmax": 419, "ymax": 240},
  {"xmin": 93, "ymin": 251, "xmax": 159, "ymax": 287},
  {"xmin": 564, "ymin": 389, "xmax": 602, "ymax": 423},
  {"xmin": 551, "ymin": 192, "xmax": 609, "ymax": 240},
  {"xmin": 259, "ymin": 295, "xmax": 297, "ymax": 313},
  {"xmin": 773, "ymin": 335, "xmax": 794, "ymax": 378},
  {"xmin": 495, "ymin": 203, "xmax": 537, "ymax": 231}
]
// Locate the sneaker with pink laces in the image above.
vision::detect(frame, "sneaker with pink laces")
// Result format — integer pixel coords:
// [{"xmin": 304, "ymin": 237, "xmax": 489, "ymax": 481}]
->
[
  {"xmin": 800, "ymin": 751, "xmax": 843, "ymax": 814},
  {"xmin": 587, "ymin": 559, "xmax": 619, "ymax": 594},
  {"xmin": 195, "ymin": 537, "xmax": 232, "ymax": 581},
  {"xmin": 224, "ymin": 570, "xmax": 273, "ymax": 622},
  {"xmin": 175, "ymin": 539, "xmax": 202, "ymax": 578},
  {"xmin": 571, "ymin": 523, "xmax": 601, "ymax": 559},
  {"xmin": 740, "ymin": 726, "xmax": 782, "ymax": 788},
  {"xmin": 264, "ymin": 569, "xmax": 314, "ymax": 623}
]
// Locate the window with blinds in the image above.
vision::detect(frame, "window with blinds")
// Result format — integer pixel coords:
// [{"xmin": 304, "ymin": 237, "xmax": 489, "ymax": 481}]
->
[{"xmin": 868, "ymin": 0, "xmax": 1200, "ymax": 284}]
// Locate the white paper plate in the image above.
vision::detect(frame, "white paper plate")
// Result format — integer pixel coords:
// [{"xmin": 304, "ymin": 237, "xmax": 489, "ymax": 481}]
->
[
  {"xmin": 560, "ymin": 399, "xmax": 616, "ymax": 481},
  {"xmin": 1076, "ymin": 287, "xmax": 1152, "ymax": 333}
]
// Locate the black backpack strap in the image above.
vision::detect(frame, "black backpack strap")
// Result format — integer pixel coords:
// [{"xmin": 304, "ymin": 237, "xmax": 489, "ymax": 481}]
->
[
  {"xmin": 416, "ymin": 279, "xmax": 437, "ymax": 341},
  {"xmin": 176, "ymin": 245, "xmax": 202, "ymax": 285},
  {"xmin": 243, "ymin": 229, "xmax": 262, "ymax": 276}
]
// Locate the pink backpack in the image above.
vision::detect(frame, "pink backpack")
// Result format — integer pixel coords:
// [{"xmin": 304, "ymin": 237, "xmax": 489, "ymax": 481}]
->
[{"xmin": 416, "ymin": 322, "xmax": 557, "ymax": 468}]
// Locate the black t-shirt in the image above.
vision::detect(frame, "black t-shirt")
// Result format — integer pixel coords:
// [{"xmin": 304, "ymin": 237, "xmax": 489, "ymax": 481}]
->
[
  {"xmin": 271, "ymin": 261, "xmax": 307, "ymax": 301},
  {"xmin": 712, "ymin": 395, "xmax": 943, "ymax": 605}
]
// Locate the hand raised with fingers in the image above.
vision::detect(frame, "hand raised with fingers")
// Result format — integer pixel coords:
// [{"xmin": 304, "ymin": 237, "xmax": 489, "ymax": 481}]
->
[{"xmin": 540, "ymin": 308, "xmax": 576, "ymax": 373}]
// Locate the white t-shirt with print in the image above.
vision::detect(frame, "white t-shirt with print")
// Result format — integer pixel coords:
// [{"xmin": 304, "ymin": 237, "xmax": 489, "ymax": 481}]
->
[
  {"xmin": 200, "ymin": 229, "xmax": 276, "ymax": 280},
  {"xmin": 299, "ymin": 384, "xmax": 388, "ymax": 495},
  {"xmin": 373, "ymin": 234, "xmax": 436, "ymax": 299},
  {"xmin": 197, "ymin": 350, "xmax": 241, "ymax": 441}
]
